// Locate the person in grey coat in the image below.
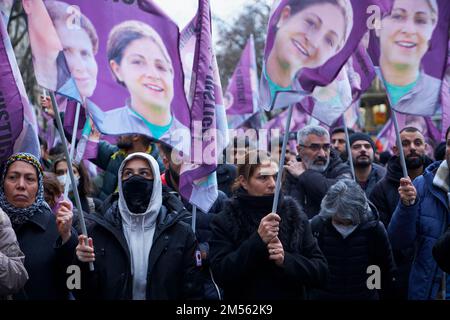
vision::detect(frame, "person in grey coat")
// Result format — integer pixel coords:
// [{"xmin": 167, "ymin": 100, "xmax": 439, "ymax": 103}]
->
[{"xmin": 0, "ymin": 208, "xmax": 28, "ymax": 299}]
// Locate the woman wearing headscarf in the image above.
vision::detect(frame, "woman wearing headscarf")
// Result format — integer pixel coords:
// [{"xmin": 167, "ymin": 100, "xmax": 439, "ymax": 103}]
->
[
  {"xmin": 0, "ymin": 153, "xmax": 77, "ymax": 299},
  {"xmin": 209, "ymin": 150, "xmax": 328, "ymax": 300}
]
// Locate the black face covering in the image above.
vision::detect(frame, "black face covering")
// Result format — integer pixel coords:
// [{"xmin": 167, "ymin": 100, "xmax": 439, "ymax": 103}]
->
[{"xmin": 122, "ymin": 175, "xmax": 154, "ymax": 213}]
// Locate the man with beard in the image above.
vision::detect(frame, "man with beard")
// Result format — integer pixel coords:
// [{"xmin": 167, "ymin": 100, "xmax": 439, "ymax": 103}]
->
[
  {"xmin": 369, "ymin": 127, "xmax": 433, "ymax": 300},
  {"xmin": 331, "ymin": 127, "xmax": 355, "ymax": 162},
  {"xmin": 349, "ymin": 133, "xmax": 386, "ymax": 197},
  {"xmin": 388, "ymin": 126, "xmax": 450, "ymax": 300},
  {"xmin": 88, "ymin": 134, "xmax": 164, "ymax": 201},
  {"xmin": 369, "ymin": 127, "xmax": 433, "ymax": 227},
  {"xmin": 284, "ymin": 125, "xmax": 352, "ymax": 219}
]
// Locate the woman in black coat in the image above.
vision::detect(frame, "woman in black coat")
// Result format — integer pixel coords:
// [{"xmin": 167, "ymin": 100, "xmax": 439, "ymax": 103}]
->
[
  {"xmin": 310, "ymin": 179, "xmax": 396, "ymax": 300},
  {"xmin": 0, "ymin": 153, "xmax": 77, "ymax": 300},
  {"xmin": 209, "ymin": 151, "xmax": 328, "ymax": 300}
]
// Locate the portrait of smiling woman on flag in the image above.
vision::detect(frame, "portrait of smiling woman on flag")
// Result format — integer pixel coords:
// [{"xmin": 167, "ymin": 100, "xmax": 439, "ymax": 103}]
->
[
  {"xmin": 262, "ymin": 0, "xmax": 353, "ymax": 104},
  {"xmin": 87, "ymin": 19, "xmax": 190, "ymax": 152},
  {"xmin": 376, "ymin": 0, "xmax": 446, "ymax": 115}
]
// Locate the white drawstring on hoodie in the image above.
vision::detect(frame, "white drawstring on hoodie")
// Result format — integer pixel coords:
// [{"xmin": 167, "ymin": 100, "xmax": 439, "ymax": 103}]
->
[{"xmin": 117, "ymin": 153, "xmax": 162, "ymax": 300}]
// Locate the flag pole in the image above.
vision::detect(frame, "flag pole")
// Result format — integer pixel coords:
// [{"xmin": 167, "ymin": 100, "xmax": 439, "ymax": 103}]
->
[
  {"xmin": 49, "ymin": 92, "xmax": 94, "ymax": 271},
  {"xmin": 343, "ymin": 116, "xmax": 356, "ymax": 181},
  {"xmin": 391, "ymin": 109, "xmax": 409, "ymax": 178},
  {"xmin": 63, "ymin": 102, "xmax": 81, "ymax": 199},
  {"xmin": 271, "ymin": 103, "xmax": 294, "ymax": 213},
  {"xmin": 191, "ymin": 205, "xmax": 197, "ymax": 232}
]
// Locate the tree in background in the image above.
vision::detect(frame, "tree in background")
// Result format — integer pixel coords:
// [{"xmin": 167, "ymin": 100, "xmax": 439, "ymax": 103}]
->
[
  {"xmin": 214, "ymin": 0, "xmax": 270, "ymax": 90},
  {"xmin": 7, "ymin": 1, "xmax": 37, "ymax": 104}
]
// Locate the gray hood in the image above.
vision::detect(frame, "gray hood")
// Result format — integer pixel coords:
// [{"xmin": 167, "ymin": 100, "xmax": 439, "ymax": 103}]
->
[{"xmin": 117, "ymin": 152, "xmax": 162, "ymax": 300}]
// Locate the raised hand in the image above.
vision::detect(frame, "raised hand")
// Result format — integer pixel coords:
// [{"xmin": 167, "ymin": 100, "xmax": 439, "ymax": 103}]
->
[
  {"xmin": 76, "ymin": 234, "xmax": 95, "ymax": 263},
  {"xmin": 258, "ymin": 212, "xmax": 281, "ymax": 244}
]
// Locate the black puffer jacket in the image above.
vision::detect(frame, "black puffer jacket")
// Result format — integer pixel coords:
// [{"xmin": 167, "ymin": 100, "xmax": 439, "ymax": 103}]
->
[
  {"xmin": 309, "ymin": 205, "xmax": 397, "ymax": 300},
  {"xmin": 209, "ymin": 192, "xmax": 328, "ymax": 300},
  {"xmin": 284, "ymin": 149, "xmax": 352, "ymax": 218},
  {"xmin": 369, "ymin": 155, "xmax": 433, "ymax": 227},
  {"xmin": 432, "ymin": 226, "xmax": 450, "ymax": 274},
  {"xmin": 73, "ymin": 198, "xmax": 202, "ymax": 300}
]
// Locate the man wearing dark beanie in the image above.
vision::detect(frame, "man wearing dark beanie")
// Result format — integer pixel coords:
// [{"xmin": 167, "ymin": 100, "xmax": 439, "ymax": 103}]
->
[{"xmin": 349, "ymin": 132, "xmax": 386, "ymax": 197}]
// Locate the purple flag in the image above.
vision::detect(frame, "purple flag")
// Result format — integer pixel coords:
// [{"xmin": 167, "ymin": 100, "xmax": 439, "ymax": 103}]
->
[
  {"xmin": 441, "ymin": 41, "xmax": 450, "ymax": 139},
  {"xmin": 259, "ymin": 0, "xmax": 390, "ymax": 111},
  {"xmin": 225, "ymin": 35, "xmax": 259, "ymax": 129},
  {"xmin": 263, "ymin": 104, "xmax": 310, "ymax": 134},
  {"xmin": 0, "ymin": 17, "xmax": 39, "ymax": 161},
  {"xmin": 25, "ymin": 0, "xmax": 191, "ymax": 154},
  {"xmin": 299, "ymin": 43, "xmax": 375, "ymax": 126},
  {"xmin": 178, "ymin": 0, "xmax": 229, "ymax": 212},
  {"xmin": 368, "ymin": 0, "xmax": 450, "ymax": 116}
]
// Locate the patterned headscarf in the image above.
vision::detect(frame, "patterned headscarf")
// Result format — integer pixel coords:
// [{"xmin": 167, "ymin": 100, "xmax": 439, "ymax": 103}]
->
[{"xmin": 0, "ymin": 153, "xmax": 49, "ymax": 228}]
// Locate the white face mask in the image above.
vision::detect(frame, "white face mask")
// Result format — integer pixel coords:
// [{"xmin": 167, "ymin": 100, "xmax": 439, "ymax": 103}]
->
[
  {"xmin": 332, "ymin": 221, "xmax": 358, "ymax": 239},
  {"xmin": 57, "ymin": 174, "xmax": 79, "ymax": 192}
]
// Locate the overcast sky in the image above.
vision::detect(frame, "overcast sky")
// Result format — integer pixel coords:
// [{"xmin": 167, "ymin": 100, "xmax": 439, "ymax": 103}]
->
[
  {"xmin": 153, "ymin": 0, "xmax": 266, "ymax": 43},
  {"xmin": 154, "ymin": 0, "xmax": 253, "ymax": 27}
]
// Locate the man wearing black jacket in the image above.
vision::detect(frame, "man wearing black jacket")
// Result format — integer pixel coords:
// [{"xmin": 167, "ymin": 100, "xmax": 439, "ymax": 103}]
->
[
  {"xmin": 369, "ymin": 127, "xmax": 433, "ymax": 227},
  {"xmin": 284, "ymin": 125, "xmax": 352, "ymax": 219}
]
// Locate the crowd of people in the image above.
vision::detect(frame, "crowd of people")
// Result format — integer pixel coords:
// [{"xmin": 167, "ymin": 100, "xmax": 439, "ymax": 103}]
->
[{"xmin": 0, "ymin": 123, "xmax": 449, "ymax": 301}]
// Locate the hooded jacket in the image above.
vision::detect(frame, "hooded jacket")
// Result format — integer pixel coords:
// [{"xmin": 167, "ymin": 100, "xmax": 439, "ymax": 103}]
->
[
  {"xmin": 117, "ymin": 153, "xmax": 162, "ymax": 300},
  {"xmin": 74, "ymin": 153, "xmax": 202, "ymax": 300},
  {"xmin": 284, "ymin": 148, "xmax": 353, "ymax": 218},
  {"xmin": 388, "ymin": 161, "xmax": 450, "ymax": 300},
  {"xmin": 309, "ymin": 203, "xmax": 396, "ymax": 300}
]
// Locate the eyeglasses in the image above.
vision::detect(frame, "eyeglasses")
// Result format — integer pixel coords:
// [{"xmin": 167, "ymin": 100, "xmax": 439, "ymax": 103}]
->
[{"xmin": 299, "ymin": 143, "xmax": 331, "ymax": 152}]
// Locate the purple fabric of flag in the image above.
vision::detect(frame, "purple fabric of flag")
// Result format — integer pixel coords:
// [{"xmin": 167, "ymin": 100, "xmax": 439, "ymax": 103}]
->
[
  {"xmin": 178, "ymin": 0, "xmax": 229, "ymax": 212},
  {"xmin": 26, "ymin": 0, "xmax": 191, "ymax": 153},
  {"xmin": 0, "ymin": 18, "xmax": 39, "ymax": 161},
  {"xmin": 442, "ymin": 41, "xmax": 450, "ymax": 139},
  {"xmin": 299, "ymin": 44, "xmax": 375, "ymax": 126},
  {"xmin": 259, "ymin": 0, "xmax": 390, "ymax": 112},
  {"xmin": 225, "ymin": 35, "xmax": 259, "ymax": 129},
  {"xmin": 368, "ymin": 0, "xmax": 450, "ymax": 116},
  {"xmin": 263, "ymin": 104, "xmax": 310, "ymax": 135}
]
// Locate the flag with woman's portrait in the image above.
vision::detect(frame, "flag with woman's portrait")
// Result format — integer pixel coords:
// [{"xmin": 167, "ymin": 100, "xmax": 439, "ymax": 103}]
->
[
  {"xmin": 259, "ymin": 0, "xmax": 392, "ymax": 113},
  {"xmin": 24, "ymin": 0, "xmax": 191, "ymax": 154},
  {"xmin": 0, "ymin": 16, "xmax": 39, "ymax": 161},
  {"xmin": 368, "ymin": 0, "xmax": 450, "ymax": 116}
]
